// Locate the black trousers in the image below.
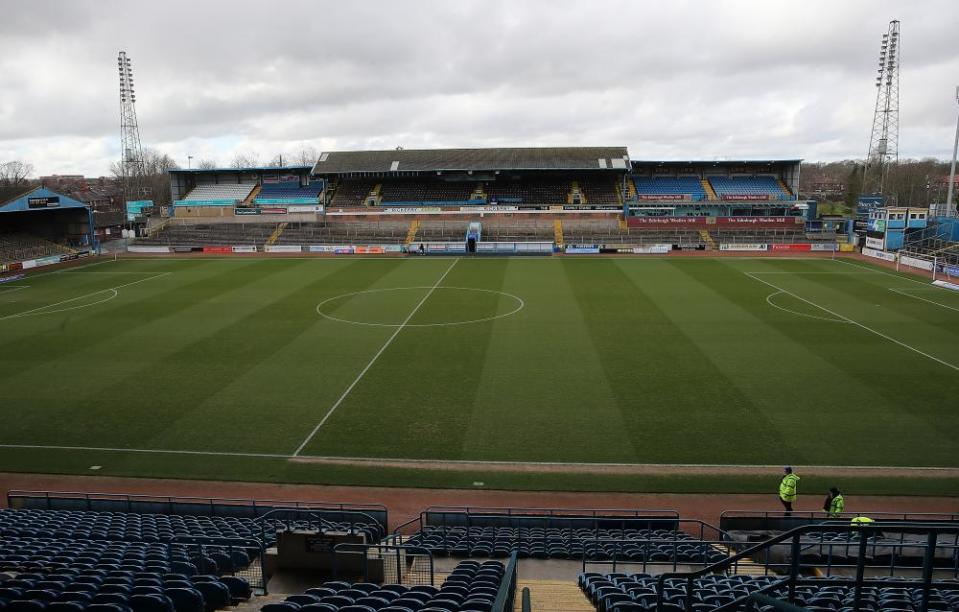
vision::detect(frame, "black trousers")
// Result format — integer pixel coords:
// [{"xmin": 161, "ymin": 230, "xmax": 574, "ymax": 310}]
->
[{"xmin": 780, "ymin": 498, "xmax": 793, "ymax": 512}]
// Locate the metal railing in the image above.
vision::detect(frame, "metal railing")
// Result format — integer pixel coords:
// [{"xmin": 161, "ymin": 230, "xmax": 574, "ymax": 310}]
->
[
  {"xmin": 252, "ymin": 507, "xmax": 386, "ymax": 544},
  {"xmin": 393, "ymin": 507, "xmax": 681, "ymax": 539},
  {"xmin": 719, "ymin": 510, "xmax": 959, "ymax": 534},
  {"xmin": 652, "ymin": 522, "xmax": 959, "ymax": 612},
  {"xmin": 491, "ymin": 550, "xmax": 520, "ymax": 612},
  {"xmin": 6, "ymin": 490, "xmax": 389, "ymax": 532},
  {"xmin": 332, "ymin": 543, "xmax": 434, "ymax": 585}
]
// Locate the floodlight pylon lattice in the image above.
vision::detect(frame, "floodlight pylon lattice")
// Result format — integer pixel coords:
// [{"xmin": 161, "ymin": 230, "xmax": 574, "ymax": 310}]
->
[
  {"xmin": 862, "ymin": 20, "xmax": 900, "ymax": 200},
  {"xmin": 118, "ymin": 51, "xmax": 146, "ymax": 204}
]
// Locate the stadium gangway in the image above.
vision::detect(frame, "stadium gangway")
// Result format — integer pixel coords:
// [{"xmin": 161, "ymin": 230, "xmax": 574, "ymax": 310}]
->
[
  {"xmin": 653, "ymin": 522, "xmax": 959, "ymax": 612},
  {"xmin": 6, "ymin": 489, "xmax": 388, "ymax": 528}
]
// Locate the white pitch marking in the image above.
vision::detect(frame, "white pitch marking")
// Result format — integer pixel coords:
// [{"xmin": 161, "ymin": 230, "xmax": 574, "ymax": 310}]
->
[
  {"xmin": 0, "ymin": 443, "xmax": 290, "ymax": 459},
  {"xmin": 0, "ymin": 442, "xmax": 955, "ymax": 473},
  {"xmin": 745, "ymin": 271, "xmax": 959, "ymax": 372},
  {"xmin": 889, "ymin": 287, "xmax": 959, "ymax": 313},
  {"xmin": 316, "ymin": 286, "xmax": 525, "ymax": 328},
  {"xmin": 831, "ymin": 257, "xmax": 940, "ymax": 288},
  {"xmin": 0, "ymin": 272, "xmax": 171, "ymax": 321},
  {"xmin": 292, "ymin": 258, "xmax": 460, "ymax": 456},
  {"xmin": 764, "ymin": 291, "xmax": 848, "ymax": 323}
]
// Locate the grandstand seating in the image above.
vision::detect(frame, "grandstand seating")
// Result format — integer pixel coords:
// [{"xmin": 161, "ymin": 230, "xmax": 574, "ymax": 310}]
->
[
  {"xmin": 276, "ymin": 222, "xmax": 409, "ymax": 245},
  {"xmin": 0, "ymin": 233, "xmax": 74, "ymax": 264},
  {"xmin": 0, "ymin": 559, "xmax": 251, "ymax": 612},
  {"xmin": 578, "ymin": 573, "xmax": 959, "ymax": 612},
  {"xmin": 134, "ymin": 224, "xmax": 278, "ymax": 247},
  {"xmin": 403, "ymin": 527, "xmax": 725, "ymax": 563},
  {"xmin": 255, "ymin": 183, "xmax": 323, "ymax": 202},
  {"xmin": 330, "ymin": 180, "xmax": 377, "ymax": 207},
  {"xmin": 0, "ymin": 510, "xmax": 265, "ymax": 545},
  {"xmin": 707, "ymin": 176, "xmax": 789, "ymax": 200},
  {"xmin": 266, "ymin": 560, "xmax": 505, "ymax": 612},
  {"xmin": 632, "ymin": 178, "xmax": 706, "ymax": 201},
  {"xmin": 182, "ymin": 184, "xmax": 256, "ymax": 203},
  {"xmin": 486, "ymin": 177, "xmax": 570, "ymax": 205},
  {"xmin": 379, "ymin": 179, "xmax": 473, "ymax": 203},
  {"xmin": 577, "ymin": 177, "xmax": 620, "ymax": 207}
]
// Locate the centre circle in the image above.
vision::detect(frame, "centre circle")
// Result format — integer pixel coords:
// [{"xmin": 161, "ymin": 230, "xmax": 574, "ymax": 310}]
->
[{"xmin": 315, "ymin": 286, "xmax": 525, "ymax": 328}]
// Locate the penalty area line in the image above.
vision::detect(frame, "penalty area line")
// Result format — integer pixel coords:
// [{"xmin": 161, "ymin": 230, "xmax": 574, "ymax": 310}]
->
[
  {"xmin": 0, "ymin": 272, "xmax": 171, "ymax": 321},
  {"xmin": 745, "ymin": 271, "xmax": 959, "ymax": 372}
]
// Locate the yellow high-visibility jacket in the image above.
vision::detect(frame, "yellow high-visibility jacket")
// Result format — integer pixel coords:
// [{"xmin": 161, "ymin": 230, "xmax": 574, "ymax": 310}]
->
[
  {"xmin": 779, "ymin": 473, "xmax": 800, "ymax": 502},
  {"xmin": 829, "ymin": 494, "xmax": 845, "ymax": 516}
]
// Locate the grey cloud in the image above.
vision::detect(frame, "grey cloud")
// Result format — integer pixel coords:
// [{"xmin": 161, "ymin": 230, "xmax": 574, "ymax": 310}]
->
[{"xmin": 1, "ymin": 0, "xmax": 958, "ymax": 176}]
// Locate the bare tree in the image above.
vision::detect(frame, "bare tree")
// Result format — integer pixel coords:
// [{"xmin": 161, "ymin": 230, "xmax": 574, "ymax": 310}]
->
[
  {"xmin": 0, "ymin": 160, "xmax": 34, "ymax": 187},
  {"xmin": 0, "ymin": 160, "xmax": 35, "ymax": 202},
  {"xmin": 266, "ymin": 154, "xmax": 286, "ymax": 168},
  {"xmin": 195, "ymin": 159, "xmax": 218, "ymax": 170},
  {"xmin": 230, "ymin": 152, "xmax": 260, "ymax": 169},
  {"xmin": 293, "ymin": 146, "xmax": 319, "ymax": 166}
]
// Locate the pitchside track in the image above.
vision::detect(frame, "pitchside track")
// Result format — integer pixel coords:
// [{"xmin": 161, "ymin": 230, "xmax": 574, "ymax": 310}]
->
[{"xmin": 0, "ymin": 256, "xmax": 957, "ymax": 489}]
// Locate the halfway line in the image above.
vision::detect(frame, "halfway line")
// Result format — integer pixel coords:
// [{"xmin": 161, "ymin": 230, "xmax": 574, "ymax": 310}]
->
[{"xmin": 291, "ymin": 258, "xmax": 460, "ymax": 456}]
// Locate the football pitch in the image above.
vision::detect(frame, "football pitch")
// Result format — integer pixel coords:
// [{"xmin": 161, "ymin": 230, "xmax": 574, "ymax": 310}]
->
[{"xmin": 1, "ymin": 255, "xmax": 957, "ymax": 494}]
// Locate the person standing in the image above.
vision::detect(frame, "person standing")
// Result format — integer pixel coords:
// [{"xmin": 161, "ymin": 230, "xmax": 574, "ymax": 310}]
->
[
  {"xmin": 779, "ymin": 466, "xmax": 800, "ymax": 514},
  {"xmin": 823, "ymin": 487, "xmax": 844, "ymax": 517}
]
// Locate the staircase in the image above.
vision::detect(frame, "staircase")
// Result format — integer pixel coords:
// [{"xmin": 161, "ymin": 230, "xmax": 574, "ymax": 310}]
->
[
  {"xmin": 618, "ymin": 216, "xmax": 628, "ymax": 231},
  {"xmin": 710, "ymin": 543, "xmax": 769, "ymax": 577},
  {"xmin": 265, "ymin": 222, "xmax": 287, "ymax": 247},
  {"xmin": 553, "ymin": 220, "xmax": 564, "ymax": 247},
  {"xmin": 778, "ymin": 178, "xmax": 793, "ymax": 197},
  {"xmin": 699, "ymin": 229, "xmax": 717, "ymax": 250},
  {"xmin": 517, "ymin": 580, "xmax": 592, "ymax": 612},
  {"xmin": 244, "ymin": 185, "xmax": 261, "ymax": 204},
  {"xmin": 626, "ymin": 177, "xmax": 637, "ymax": 199},
  {"xmin": 569, "ymin": 181, "xmax": 584, "ymax": 205},
  {"xmin": 470, "ymin": 185, "xmax": 487, "ymax": 201},
  {"xmin": 405, "ymin": 220, "xmax": 420, "ymax": 246},
  {"xmin": 701, "ymin": 179, "xmax": 718, "ymax": 201},
  {"xmin": 147, "ymin": 218, "xmax": 171, "ymax": 237}
]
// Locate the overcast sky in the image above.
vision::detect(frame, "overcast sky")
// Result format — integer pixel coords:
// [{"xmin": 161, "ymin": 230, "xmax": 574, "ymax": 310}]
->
[{"xmin": 1, "ymin": 0, "xmax": 958, "ymax": 176}]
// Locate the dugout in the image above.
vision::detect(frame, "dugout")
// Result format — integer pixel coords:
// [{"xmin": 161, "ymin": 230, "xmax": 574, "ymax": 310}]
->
[{"xmin": 0, "ymin": 187, "xmax": 96, "ymax": 250}]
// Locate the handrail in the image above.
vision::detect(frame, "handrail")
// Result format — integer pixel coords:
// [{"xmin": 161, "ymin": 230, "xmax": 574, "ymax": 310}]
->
[
  {"xmin": 419, "ymin": 505, "xmax": 680, "ymax": 518},
  {"xmin": 252, "ymin": 506, "xmax": 382, "ymax": 533},
  {"xmin": 654, "ymin": 522, "xmax": 959, "ymax": 612},
  {"xmin": 491, "ymin": 550, "xmax": 520, "ymax": 612},
  {"xmin": 720, "ymin": 509, "xmax": 959, "ymax": 521}
]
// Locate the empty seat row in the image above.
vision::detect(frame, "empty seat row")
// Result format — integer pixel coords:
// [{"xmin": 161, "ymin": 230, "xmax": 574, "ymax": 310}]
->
[
  {"xmin": 261, "ymin": 560, "xmax": 505, "ymax": 612},
  {"xmin": 579, "ymin": 572, "xmax": 959, "ymax": 612},
  {"xmin": 0, "ymin": 568, "xmax": 251, "ymax": 612}
]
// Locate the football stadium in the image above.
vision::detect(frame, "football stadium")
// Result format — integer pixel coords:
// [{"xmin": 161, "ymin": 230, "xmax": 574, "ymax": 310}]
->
[{"xmin": 2, "ymin": 4, "xmax": 959, "ymax": 612}]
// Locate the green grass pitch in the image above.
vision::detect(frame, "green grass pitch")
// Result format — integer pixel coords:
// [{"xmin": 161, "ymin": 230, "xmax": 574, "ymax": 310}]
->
[{"xmin": 1, "ymin": 255, "xmax": 957, "ymax": 494}]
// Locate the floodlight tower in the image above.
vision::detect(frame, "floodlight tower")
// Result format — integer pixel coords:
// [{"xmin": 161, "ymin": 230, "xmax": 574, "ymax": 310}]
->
[
  {"xmin": 118, "ymin": 51, "xmax": 146, "ymax": 204},
  {"xmin": 862, "ymin": 20, "xmax": 900, "ymax": 200}
]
